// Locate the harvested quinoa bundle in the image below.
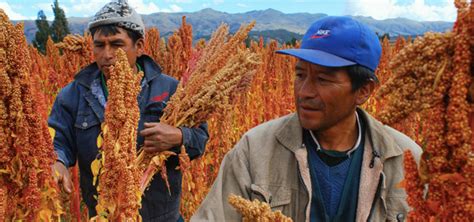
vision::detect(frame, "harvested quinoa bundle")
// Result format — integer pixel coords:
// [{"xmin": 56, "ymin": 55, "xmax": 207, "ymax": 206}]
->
[{"xmin": 137, "ymin": 21, "xmax": 261, "ymax": 195}]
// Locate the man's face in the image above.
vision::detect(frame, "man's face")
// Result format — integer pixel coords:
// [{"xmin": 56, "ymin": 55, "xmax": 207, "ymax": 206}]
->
[
  {"xmin": 93, "ymin": 27, "xmax": 143, "ymax": 78},
  {"xmin": 294, "ymin": 60, "xmax": 361, "ymax": 131}
]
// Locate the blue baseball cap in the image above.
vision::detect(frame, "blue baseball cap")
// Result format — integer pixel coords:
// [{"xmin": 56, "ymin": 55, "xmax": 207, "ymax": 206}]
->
[{"xmin": 276, "ymin": 16, "xmax": 381, "ymax": 73}]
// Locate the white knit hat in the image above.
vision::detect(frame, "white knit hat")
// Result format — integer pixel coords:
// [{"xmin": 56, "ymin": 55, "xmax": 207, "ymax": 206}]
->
[{"xmin": 88, "ymin": 0, "xmax": 145, "ymax": 37}]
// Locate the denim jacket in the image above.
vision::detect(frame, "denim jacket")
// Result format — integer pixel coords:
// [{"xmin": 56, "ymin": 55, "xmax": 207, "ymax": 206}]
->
[{"xmin": 48, "ymin": 55, "xmax": 209, "ymax": 221}]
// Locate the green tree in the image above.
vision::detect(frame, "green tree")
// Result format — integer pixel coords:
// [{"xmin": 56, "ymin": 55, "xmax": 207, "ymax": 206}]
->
[
  {"xmin": 382, "ymin": 33, "xmax": 390, "ymax": 41},
  {"xmin": 285, "ymin": 37, "xmax": 297, "ymax": 46},
  {"xmin": 50, "ymin": 0, "xmax": 70, "ymax": 43},
  {"xmin": 245, "ymin": 36, "xmax": 252, "ymax": 48},
  {"xmin": 32, "ymin": 10, "xmax": 50, "ymax": 54}
]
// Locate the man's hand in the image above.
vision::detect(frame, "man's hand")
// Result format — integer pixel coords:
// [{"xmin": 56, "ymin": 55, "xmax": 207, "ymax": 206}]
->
[
  {"xmin": 51, "ymin": 161, "xmax": 72, "ymax": 193},
  {"xmin": 140, "ymin": 122, "xmax": 183, "ymax": 153}
]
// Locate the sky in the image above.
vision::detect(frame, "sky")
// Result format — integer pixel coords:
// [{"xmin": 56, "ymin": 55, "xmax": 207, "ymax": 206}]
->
[{"xmin": 1, "ymin": 0, "xmax": 457, "ymax": 22}]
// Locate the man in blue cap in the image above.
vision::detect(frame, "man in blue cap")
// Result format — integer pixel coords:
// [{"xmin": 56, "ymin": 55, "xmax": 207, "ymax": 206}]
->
[
  {"xmin": 192, "ymin": 16, "xmax": 421, "ymax": 222},
  {"xmin": 49, "ymin": 1, "xmax": 208, "ymax": 221}
]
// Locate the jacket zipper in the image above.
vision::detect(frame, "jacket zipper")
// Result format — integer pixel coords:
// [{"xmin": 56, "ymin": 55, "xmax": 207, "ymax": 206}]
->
[{"xmin": 369, "ymin": 150, "xmax": 380, "ymax": 168}]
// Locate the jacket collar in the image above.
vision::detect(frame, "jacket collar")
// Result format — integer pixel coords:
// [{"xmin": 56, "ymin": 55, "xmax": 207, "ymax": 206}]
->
[
  {"xmin": 275, "ymin": 108, "xmax": 404, "ymax": 161},
  {"xmin": 74, "ymin": 55, "xmax": 163, "ymax": 89},
  {"xmin": 275, "ymin": 113, "xmax": 304, "ymax": 153},
  {"xmin": 358, "ymin": 108, "xmax": 404, "ymax": 161},
  {"xmin": 74, "ymin": 63, "xmax": 101, "ymax": 89},
  {"xmin": 137, "ymin": 54, "xmax": 162, "ymax": 82}
]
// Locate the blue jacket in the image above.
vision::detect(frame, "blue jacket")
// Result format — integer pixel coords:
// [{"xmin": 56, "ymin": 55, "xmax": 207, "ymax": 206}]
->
[{"xmin": 48, "ymin": 55, "xmax": 209, "ymax": 221}]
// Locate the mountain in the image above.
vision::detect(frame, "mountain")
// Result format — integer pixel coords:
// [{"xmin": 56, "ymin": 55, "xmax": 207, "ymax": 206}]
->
[{"xmin": 15, "ymin": 8, "xmax": 453, "ymax": 43}]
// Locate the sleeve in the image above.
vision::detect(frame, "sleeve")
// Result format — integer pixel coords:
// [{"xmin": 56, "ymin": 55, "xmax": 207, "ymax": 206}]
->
[
  {"xmin": 179, "ymin": 122, "xmax": 209, "ymax": 160},
  {"xmin": 190, "ymin": 135, "xmax": 252, "ymax": 222},
  {"xmin": 47, "ymin": 90, "xmax": 77, "ymax": 167}
]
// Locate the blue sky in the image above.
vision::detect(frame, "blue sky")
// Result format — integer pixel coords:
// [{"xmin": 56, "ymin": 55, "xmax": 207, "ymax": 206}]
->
[{"xmin": 1, "ymin": 0, "xmax": 456, "ymax": 21}]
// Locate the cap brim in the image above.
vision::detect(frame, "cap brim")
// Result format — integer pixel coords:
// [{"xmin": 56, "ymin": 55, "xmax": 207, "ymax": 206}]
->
[{"xmin": 276, "ymin": 49, "xmax": 356, "ymax": 68}]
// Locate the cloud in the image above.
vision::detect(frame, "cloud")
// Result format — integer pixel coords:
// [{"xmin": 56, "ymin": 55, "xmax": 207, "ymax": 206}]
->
[
  {"xmin": 0, "ymin": 2, "xmax": 29, "ymax": 20},
  {"xmin": 129, "ymin": 0, "xmax": 161, "ymax": 14},
  {"xmin": 237, "ymin": 3, "xmax": 248, "ymax": 8},
  {"xmin": 68, "ymin": 0, "xmax": 182, "ymax": 16},
  {"xmin": 70, "ymin": 0, "xmax": 110, "ymax": 16},
  {"xmin": 345, "ymin": 0, "xmax": 456, "ymax": 21},
  {"xmin": 169, "ymin": 4, "xmax": 183, "ymax": 12},
  {"xmin": 165, "ymin": 0, "xmax": 192, "ymax": 3}
]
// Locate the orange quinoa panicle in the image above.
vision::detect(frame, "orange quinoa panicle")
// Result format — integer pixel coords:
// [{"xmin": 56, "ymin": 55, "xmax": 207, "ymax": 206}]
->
[
  {"xmin": 228, "ymin": 194, "xmax": 293, "ymax": 222},
  {"xmin": 93, "ymin": 49, "xmax": 143, "ymax": 221},
  {"xmin": 0, "ymin": 9, "xmax": 63, "ymax": 221},
  {"xmin": 378, "ymin": 0, "xmax": 473, "ymax": 220}
]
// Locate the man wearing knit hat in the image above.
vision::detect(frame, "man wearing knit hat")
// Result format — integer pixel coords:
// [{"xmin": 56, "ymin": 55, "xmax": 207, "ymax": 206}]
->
[
  {"xmin": 192, "ymin": 16, "xmax": 421, "ymax": 222},
  {"xmin": 48, "ymin": 1, "xmax": 208, "ymax": 221}
]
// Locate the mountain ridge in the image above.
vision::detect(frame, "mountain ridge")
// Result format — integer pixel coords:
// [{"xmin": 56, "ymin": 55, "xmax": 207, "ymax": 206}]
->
[{"xmin": 15, "ymin": 8, "xmax": 453, "ymax": 43}]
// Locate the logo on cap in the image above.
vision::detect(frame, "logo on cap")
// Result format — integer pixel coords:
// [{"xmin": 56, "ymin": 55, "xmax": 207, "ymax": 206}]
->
[{"xmin": 310, "ymin": 29, "xmax": 331, "ymax": 39}]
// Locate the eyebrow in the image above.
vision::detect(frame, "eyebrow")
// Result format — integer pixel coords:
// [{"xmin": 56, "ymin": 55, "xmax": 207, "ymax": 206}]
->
[
  {"xmin": 318, "ymin": 69, "xmax": 338, "ymax": 75},
  {"xmin": 93, "ymin": 39, "xmax": 126, "ymax": 44},
  {"xmin": 314, "ymin": 67, "xmax": 340, "ymax": 75},
  {"xmin": 110, "ymin": 39, "xmax": 125, "ymax": 44},
  {"xmin": 295, "ymin": 65, "xmax": 338, "ymax": 75}
]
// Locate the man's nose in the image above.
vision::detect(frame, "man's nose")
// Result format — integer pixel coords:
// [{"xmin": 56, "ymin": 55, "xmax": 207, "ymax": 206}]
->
[
  {"xmin": 298, "ymin": 78, "xmax": 319, "ymax": 98},
  {"xmin": 104, "ymin": 46, "xmax": 115, "ymax": 60}
]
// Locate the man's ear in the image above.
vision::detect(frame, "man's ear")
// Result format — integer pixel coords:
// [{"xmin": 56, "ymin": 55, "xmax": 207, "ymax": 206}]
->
[
  {"xmin": 355, "ymin": 79, "xmax": 376, "ymax": 105},
  {"xmin": 136, "ymin": 38, "xmax": 145, "ymax": 57}
]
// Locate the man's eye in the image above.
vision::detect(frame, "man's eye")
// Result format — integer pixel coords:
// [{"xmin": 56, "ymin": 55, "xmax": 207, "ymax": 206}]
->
[{"xmin": 318, "ymin": 77, "xmax": 334, "ymax": 83}]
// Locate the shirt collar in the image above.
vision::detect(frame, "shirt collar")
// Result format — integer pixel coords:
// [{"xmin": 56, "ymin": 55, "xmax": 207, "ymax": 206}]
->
[{"xmin": 309, "ymin": 111, "xmax": 362, "ymax": 157}]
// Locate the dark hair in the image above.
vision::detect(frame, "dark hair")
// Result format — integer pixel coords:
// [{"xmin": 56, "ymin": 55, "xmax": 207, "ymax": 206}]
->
[
  {"xmin": 346, "ymin": 65, "xmax": 378, "ymax": 91},
  {"xmin": 90, "ymin": 24, "xmax": 142, "ymax": 43}
]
